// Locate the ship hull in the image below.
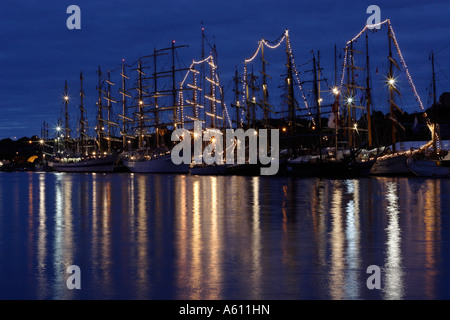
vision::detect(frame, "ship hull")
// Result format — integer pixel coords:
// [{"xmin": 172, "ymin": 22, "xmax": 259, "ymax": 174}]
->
[
  {"xmin": 407, "ymin": 158, "xmax": 450, "ymax": 178},
  {"xmin": 123, "ymin": 156, "xmax": 190, "ymax": 173},
  {"xmin": 369, "ymin": 153, "xmax": 412, "ymax": 176},
  {"xmin": 48, "ymin": 155, "xmax": 117, "ymax": 173}
]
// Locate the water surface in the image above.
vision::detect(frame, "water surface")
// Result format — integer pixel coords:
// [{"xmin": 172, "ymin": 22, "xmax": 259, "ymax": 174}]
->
[{"xmin": 0, "ymin": 171, "xmax": 449, "ymax": 299}]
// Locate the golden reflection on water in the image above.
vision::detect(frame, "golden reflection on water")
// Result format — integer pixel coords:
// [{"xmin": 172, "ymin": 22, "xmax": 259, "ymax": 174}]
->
[
  {"xmin": 344, "ymin": 179, "xmax": 360, "ymax": 299},
  {"xmin": 52, "ymin": 173, "xmax": 76, "ymax": 299},
  {"xmin": 7, "ymin": 172, "xmax": 446, "ymax": 299},
  {"xmin": 329, "ymin": 182, "xmax": 345, "ymax": 300},
  {"xmin": 421, "ymin": 179, "xmax": 441, "ymax": 299},
  {"xmin": 175, "ymin": 176, "xmax": 226, "ymax": 299},
  {"xmin": 251, "ymin": 176, "xmax": 262, "ymax": 299},
  {"xmin": 37, "ymin": 173, "xmax": 48, "ymax": 298},
  {"xmin": 136, "ymin": 174, "xmax": 149, "ymax": 297},
  {"xmin": 384, "ymin": 181, "xmax": 404, "ymax": 300}
]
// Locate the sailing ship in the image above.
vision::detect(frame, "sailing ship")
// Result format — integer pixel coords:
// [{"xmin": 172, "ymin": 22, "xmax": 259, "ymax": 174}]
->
[
  {"xmin": 369, "ymin": 20, "xmax": 438, "ymax": 176},
  {"xmin": 48, "ymin": 70, "xmax": 119, "ymax": 173},
  {"xmin": 120, "ymin": 42, "xmax": 191, "ymax": 173},
  {"xmin": 186, "ymin": 27, "xmax": 234, "ymax": 175},
  {"xmin": 405, "ymin": 51, "xmax": 450, "ymax": 178},
  {"xmin": 286, "ymin": 34, "xmax": 375, "ymax": 177},
  {"xmin": 406, "ymin": 142, "xmax": 450, "ymax": 178}
]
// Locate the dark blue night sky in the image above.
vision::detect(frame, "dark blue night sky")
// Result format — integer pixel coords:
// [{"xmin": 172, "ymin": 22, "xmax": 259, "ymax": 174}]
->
[{"xmin": 1, "ymin": 0, "xmax": 449, "ymax": 139}]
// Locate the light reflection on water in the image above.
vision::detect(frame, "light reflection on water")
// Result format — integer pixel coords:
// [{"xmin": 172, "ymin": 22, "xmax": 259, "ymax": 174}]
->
[{"xmin": 0, "ymin": 172, "xmax": 449, "ymax": 299}]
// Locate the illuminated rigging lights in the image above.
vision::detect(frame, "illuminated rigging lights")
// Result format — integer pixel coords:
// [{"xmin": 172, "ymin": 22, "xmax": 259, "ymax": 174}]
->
[
  {"xmin": 338, "ymin": 19, "xmax": 439, "ymax": 145},
  {"xmin": 178, "ymin": 55, "xmax": 233, "ymax": 128},
  {"xmin": 339, "ymin": 19, "xmax": 425, "ymax": 112},
  {"xmin": 242, "ymin": 29, "xmax": 315, "ymax": 126}
]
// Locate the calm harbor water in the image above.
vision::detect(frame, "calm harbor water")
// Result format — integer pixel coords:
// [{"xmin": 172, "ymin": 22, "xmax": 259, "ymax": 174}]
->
[{"xmin": 0, "ymin": 171, "xmax": 449, "ymax": 300}]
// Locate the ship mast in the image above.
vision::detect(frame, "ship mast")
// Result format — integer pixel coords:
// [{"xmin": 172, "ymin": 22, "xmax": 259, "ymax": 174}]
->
[
  {"xmin": 63, "ymin": 81, "xmax": 70, "ymax": 152},
  {"xmin": 78, "ymin": 71, "xmax": 87, "ymax": 155},
  {"xmin": 285, "ymin": 32, "xmax": 297, "ymax": 155},
  {"xmin": 136, "ymin": 59, "xmax": 146, "ymax": 149},
  {"xmin": 231, "ymin": 67, "xmax": 244, "ymax": 128},
  {"xmin": 119, "ymin": 59, "xmax": 132, "ymax": 149},
  {"xmin": 365, "ymin": 31, "xmax": 373, "ymax": 149},
  {"xmin": 201, "ymin": 25, "xmax": 206, "ymax": 120},
  {"xmin": 246, "ymin": 68, "xmax": 259, "ymax": 129},
  {"xmin": 171, "ymin": 41, "xmax": 177, "ymax": 127},
  {"xmin": 260, "ymin": 44, "xmax": 273, "ymax": 128},
  {"xmin": 431, "ymin": 50, "xmax": 437, "ymax": 151},
  {"xmin": 208, "ymin": 47, "xmax": 217, "ymax": 129},
  {"xmin": 139, "ymin": 49, "xmax": 167, "ymax": 149},
  {"xmin": 388, "ymin": 26, "xmax": 396, "ymax": 153},
  {"xmin": 312, "ymin": 51, "xmax": 323, "ymax": 161},
  {"xmin": 153, "ymin": 49, "xmax": 161, "ymax": 147},
  {"xmin": 104, "ymin": 71, "xmax": 118, "ymax": 153},
  {"xmin": 343, "ymin": 41, "xmax": 365, "ymax": 151},
  {"xmin": 334, "ymin": 44, "xmax": 339, "ymax": 158},
  {"xmin": 349, "ymin": 42, "xmax": 355, "ymax": 149},
  {"xmin": 156, "ymin": 41, "xmax": 189, "ymax": 131},
  {"xmin": 96, "ymin": 66, "xmax": 104, "ymax": 154}
]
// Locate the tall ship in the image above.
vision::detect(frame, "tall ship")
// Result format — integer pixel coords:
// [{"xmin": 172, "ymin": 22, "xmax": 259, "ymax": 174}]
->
[
  {"xmin": 48, "ymin": 70, "xmax": 119, "ymax": 172},
  {"xmin": 186, "ymin": 26, "xmax": 233, "ymax": 175},
  {"xmin": 283, "ymin": 28, "xmax": 376, "ymax": 177},
  {"xmin": 120, "ymin": 42, "xmax": 192, "ymax": 173},
  {"xmin": 404, "ymin": 51, "xmax": 450, "ymax": 178},
  {"xmin": 369, "ymin": 20, "xmax": 437, "ymax": 176}
]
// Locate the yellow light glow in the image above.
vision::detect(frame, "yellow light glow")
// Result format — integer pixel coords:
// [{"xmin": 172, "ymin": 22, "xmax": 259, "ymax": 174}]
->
[
  {"xmin": 282, "ymin": 127, "xmax": 287, "ymax": 132},
  {"xmin": 332, "ymin": 87, "xmax": 339, "ymax": 95}
]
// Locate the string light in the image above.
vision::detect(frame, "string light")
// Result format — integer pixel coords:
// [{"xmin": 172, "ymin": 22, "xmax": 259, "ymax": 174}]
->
[
  {"xmin": 338, "ymin": 19, "xmax": 438, "ymax": 143},
  {"xmin": 178, "ymin": 54, "xmax": 233, "ymax": 129},
  {"xmin": 241, "ymin": 30, "xmax": 316, "ymax": 125},
  {"xmin": 387, "ymin": 21, "xmax": 426, "ymax": 111},
  {"xmin": 286, "ymin": 34, "xmax": 316, "ymax": 124},
  {"xmin": 340, "ymin": 20, "xmax": 425, "ymax": 112}
]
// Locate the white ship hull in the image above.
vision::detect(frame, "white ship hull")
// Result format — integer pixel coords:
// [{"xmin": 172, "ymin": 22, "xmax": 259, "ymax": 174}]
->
[
  {"xmin": 407, "ymin": 158, "xmax": 450, "ymax": 178},
  {"xmin": 370, "ymin": 153, "xmax": 412, "ymax": 176},
  {"xmin": 48, "ymin": 155, "xmax": 117, "ymax": 173},
  {"xmin": 123, "ymin": 155, "xmax": 189, "ymax": 173}
]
